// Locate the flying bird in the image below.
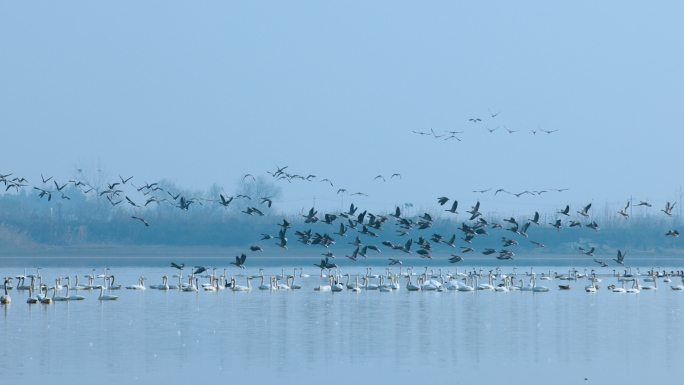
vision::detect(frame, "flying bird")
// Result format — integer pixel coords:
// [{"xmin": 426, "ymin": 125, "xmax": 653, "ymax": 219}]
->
[
  {"xmin": 613, "ymin": 250, "xmax": 626, "ymax": 266},
  {"xmin": 231, "ymin": 254, "xmax": 247, "ymax": 269},
  {"xmin": 617, "ymin": 201, "xmax": 630, "ymax": 218},
  {"xmin": 662, "ymin": 202, "xmax": 676, "ymax": 217},
  {"xmin": 577, "ymin": 203, "xmax": 592, "ymax": 218},
  {"xmin": 131, "ymin": 216, "xmax": 149, "ymax": 226}
]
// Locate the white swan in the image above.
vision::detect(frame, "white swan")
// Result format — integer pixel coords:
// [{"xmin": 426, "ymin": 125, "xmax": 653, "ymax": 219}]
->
[
  {"xmin": 26, "ymin": 286, "xmax": 39, "ymax": 304},
  {"xmin": 289, "ymin": 275, "xmax": 302, "ymax": 290},
  {"xmin": 626, "ymin": 279, "xmax": 640, "ymax": 294},
  {"xmin": 98, "ymin": 285, "xmax": 118, "ymax": 300},
  {"xmin": 406, "ymin": 275, "xmax": 421, "ymax": 291},
  {"xmin": 641, "ymin": 275, "xmax": 658, "ymax": 290},
  {"xmin": 40, "ymin": 286, "xmax": 54, "ymax": 304},
  {"xmin": 1, "ymin": 278, "xmax": 11, "ymax": 304},
  {"xmin": 299, "ymin": 268, "xmax": 310, "ymax": 278},
  {"xmin": 613, "ymin": 281, "xmax": 627, "ymax": 293},
  {"xmin": 125, "ymin": 277, "xmax": 147, "ymax": 290},
  {"xmin": 314, "ymin": 277, "xmax": 332, "ymax": 291},
  {"xmin": 258, "ymin": 276, "xmax": 270, "ymax": 290},
  {"xmin": 671, "ymin": 278, "xmax": 684, "ymax": 290},
  {"xmin": 232, "ymin": 277, "xmax": 252, "ymax": 291}
]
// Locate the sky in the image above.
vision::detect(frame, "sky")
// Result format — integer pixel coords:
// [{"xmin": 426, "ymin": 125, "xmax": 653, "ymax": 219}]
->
[{"xmin": 1, "ymin": 2, "xmax": 683, "ymax": 218}]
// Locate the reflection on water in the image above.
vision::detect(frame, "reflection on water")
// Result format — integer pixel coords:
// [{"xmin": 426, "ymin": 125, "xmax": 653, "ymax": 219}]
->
[{"xmin": 1, "ymin": 262, "xmax": 682, "ymax": 383}]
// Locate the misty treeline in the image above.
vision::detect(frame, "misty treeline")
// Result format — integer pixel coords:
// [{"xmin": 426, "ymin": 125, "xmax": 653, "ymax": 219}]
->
[{"xmin": 0, "ymin": 175, "xmax": 682, "ymax": 255}]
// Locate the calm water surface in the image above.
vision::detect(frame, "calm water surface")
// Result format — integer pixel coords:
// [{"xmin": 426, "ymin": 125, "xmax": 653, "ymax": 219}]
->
[{"xmin": 1, "ymin": 257, "xmax": 682, "ymax": 384}]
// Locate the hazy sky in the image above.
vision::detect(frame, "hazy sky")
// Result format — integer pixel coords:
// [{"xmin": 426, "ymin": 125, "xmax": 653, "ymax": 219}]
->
[{"xmin": 2, "ymin": 2, "xmax": 683, "ymax": 217}]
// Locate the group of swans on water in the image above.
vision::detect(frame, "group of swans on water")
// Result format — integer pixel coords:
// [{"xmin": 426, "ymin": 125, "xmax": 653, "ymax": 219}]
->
[{"xmin": 4, "ymin": 266, "xmax": 684, "ymax": 304}]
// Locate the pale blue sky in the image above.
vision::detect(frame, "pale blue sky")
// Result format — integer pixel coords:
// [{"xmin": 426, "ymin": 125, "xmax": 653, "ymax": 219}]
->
[{"xmin": 2, "ymin": 2, "xmax": 683, "ymax": 217}]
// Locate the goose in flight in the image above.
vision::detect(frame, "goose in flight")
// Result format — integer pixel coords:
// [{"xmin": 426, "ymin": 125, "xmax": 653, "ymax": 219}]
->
[
  {"xmin": 260, "ymin": 196, "xmax": 273, "ymax": 208},
  {"xmin": 131, "ymin": 216, "xmax": 149, "ymax": 226},
  {"xmin": 276, "ymin": 228, "xmax": 288, "ymax": 249},
  {"xmin": 530, "ymin": 241, "xmax": 545, "ymax": 248},
  {"xmin": 231, "ymin": 254, "xmax": 247, "ymax": 269},
  {"xmin": 662, "ymin": 202, "xmax": 676, "ymax": 217},
  {"xmin": 444, "ymin": 200, "xmax": 458, "ymax": 214},
  {"xmin": 388, "ymin": 259, "xmax": 402, "ymax": 265},
  {"xmin": 549, "ymin": 219, "xmax": 562, "ymax": 232},
  {"xmin": 540, "ymin": 129, "xmax": 558, "ymax": 134},
  {"xmin": 488, "ymin": 108, "xmax": 500, "ymax": 117},
  {"xmin": 437, "ymin": 197, "xmax": 449, "ymax": 206},
  {"xmin": 334, "ymin": 223, "xmax": 348, "ymax": 237},
  {"xmin": 449, "ymin": 255, "xmax": 464, "ymax": 263},
  {"xmin": 249, "ymin": 246, "xmax": 264, "ymax": 252},
  {"xmin": 577, "ymin": 203, "xmax": 591, "ymax": 218},
  {"xmin": 614, "ymin": 250, "xmax": 626, "ymax": 266},
  {"xmin": 579, "ymin": 247, "xmax": 595, "ymax": 257},
  {"xmin": 593, "ymin": 259, "xmax": 609, "ymax": 267},
  {"xmin": 529, "ymin": 211, "xmax": 540, "ymax": 225},
  {"xmin": 636, "ymin": 201, "xmax": 652, "ymax": 207},
  {"xmin": 374, "ymin": 175, "xmax": 386, "ymax": 182},
  {"xmin": 390, "ymin": 173, "xmax": 402, "ymax": 179},
  {"xmin": 666, "ymin": 229, "xmax": 679, "ymax": 238},
  {"xmin": 469, "ymin": 118, "xmax": 481, "ymax": 123},
  {"xmin": 504, "ymin": 126, "xmax": 519, "ymax": 134},
  {"xmin": 569, "ymin": 221, "xmax": 582, "ymax": 228},
  {"xmin": 617, "ymin": 201, "xmax": 630, "ymax": 218},
  {"xmin": 586, "ymin": 221, "xmax": 600, "ymax": 232},
  {"xmin": 558, "ymin": 205, "xmax": 570, "ymax": 216}
]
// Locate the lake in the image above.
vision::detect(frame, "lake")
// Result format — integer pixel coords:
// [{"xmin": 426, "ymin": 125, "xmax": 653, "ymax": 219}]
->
[{"xmin": 1, "ymin": 255, "xmax": 682, "ymax": 384}]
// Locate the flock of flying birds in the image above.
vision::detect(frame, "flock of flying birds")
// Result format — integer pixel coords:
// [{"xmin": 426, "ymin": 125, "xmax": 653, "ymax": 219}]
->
[
  {"xmin": 412, "ymin": 110, "xmax": 559, "ymax": 142},
  {"xmin": 2, "ymin": 168, "xmax": 680, "ymax": 274}
]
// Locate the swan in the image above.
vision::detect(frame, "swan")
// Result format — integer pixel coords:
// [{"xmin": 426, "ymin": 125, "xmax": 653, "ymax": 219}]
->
[
  {"xmin": 406, "ymin": 275, "xmax": 421, "ymax": 291},
  {"xmin": 331, "ymin": 276, "xmax": 345, "ymax": 292},
  {"xmin": 299, "ymin": 268, "xmax": 310, "ymax": 278},
  {"xmin": 626, "ymin": 279, "xmax": 640, "ymax": 294},
  {"xmin": 531, "ymin": 276, "xmax": 550, "ymax": 292},
  {"xmin": 641, "ymin": 275, "xmax": 658, "ymax": 290},
  {"xmin": 475, "ymin": 273, "xmax": 495, "ymax": 290},
  {"xmin": 613, "ymin": 281, "xmax": 626, "ymax": 293},
  {"xmin": 1, "ymin": 278, "xmax": 11, "ymax": 304},
  {"xmin": 232, "ymin": 277, "xmax": 252, "ymax": 291},
  {"xmin": 71, "ymin": 275, "xmax": 89, "ymax": 290},
  {"xmin": 671, "ymin": 278, "xmax": 684, "ymax": 290},
  {"xmin": 520, "ymin": 278, "xmax": 534, "ymax": 291},
  {"xmin": 98, "ymin": 285, "xmax": 118, "ymax": 300},
  {"xmin": 182, "ymin": 278, "xmax": 199, "ymax": 292},
  {"xmin": 276, "ymin": 277, "xmax": 290, "ymax": 290},
  {"xmin": 351, "ymin": 277, "xmax": 362, "ymax": 292},
  {"xmin": 26, "ymin": 286, "xmax": 39, "ymax": 304},
  {"xmin": 314, "ymin": 277, "xmax": 332, "ymax": 291},
  {"xmin": 258, "ymin": 276, "xmax": 270, "ymax": 290},
  {"xmin": 494, "ymin": 278, "xmax": 510, "ymax": 292},
  {"xmin": 390, "ymin": 275, "xmax": 401, "ymax": 290},
  {"xmin": 125, "ymin": 277, "xmax": 147, "ymax": 290},
  {"xmin": 289, "ymin": 275, "xmax": 302, "ymax": 289},
  {"xmin": 251, "ymin": 269, "xmax": 265, "ymax": 279},
  {"xmin": 365, "ymin": 276, "xmax": 379, "ymax": 290},
  {"xmin": 458, "ymin": 277, "xmax": 474, "ymax": 291},
  {"xmin": 67, "ymin": 282, "xmax": 86, "ymax": 300},
  {"xmin": 40, "ymin": 286, "xmax": 54, "ymax": 304},
  {"xmin": 54, "ymin": 282, "xmax": 69, "ymax": 301}
]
